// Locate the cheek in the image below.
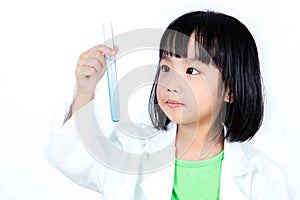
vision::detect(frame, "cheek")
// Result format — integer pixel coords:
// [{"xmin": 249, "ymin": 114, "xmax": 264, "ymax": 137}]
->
[
  {"xmin": 196, "ymin": 85, "xmax": 211, "ymax": 104},
  {"xmin": 156, "ymin": 85, "xmax": 165, "ymax": 105},
  {"xmin": 189, "ymin": 79, "xmax": 210, "ymax": 103},
  {"xmin": 193, "ymin": 76, "xmax": 224, "ymax": 113},
  {"xmin": 186, "ymin": 78, "xmax": 213, "ymax": 116}
]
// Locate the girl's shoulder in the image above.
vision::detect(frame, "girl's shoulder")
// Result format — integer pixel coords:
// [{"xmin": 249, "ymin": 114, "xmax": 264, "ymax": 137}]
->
[
  {"xmin": 239, "ymin": 142, "xmax": 281, "ymax": 170},
  {"xmin": 226, "ymin": 141, "xmax": 284, "ymax": 174},
  {"xmin": 225, "ymin": 141, "xmax": 290, "ymax": 199}
]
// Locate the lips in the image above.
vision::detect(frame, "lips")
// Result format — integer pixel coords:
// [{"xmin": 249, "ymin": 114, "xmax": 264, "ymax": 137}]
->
[{"xmin": 166, "ymin": 100, "xmax": 183, "ymax": 108}]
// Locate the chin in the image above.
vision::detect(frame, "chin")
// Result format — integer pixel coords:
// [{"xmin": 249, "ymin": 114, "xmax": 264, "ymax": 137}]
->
[{"xmin": 167, "ymin": 115, "xmax": 195, "ymax": 125}]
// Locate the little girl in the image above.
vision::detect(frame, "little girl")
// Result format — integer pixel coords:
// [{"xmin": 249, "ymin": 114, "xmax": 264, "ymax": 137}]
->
[{"xmin": 48, "ymin": 11, "xmax": 289, "ymax": 199}]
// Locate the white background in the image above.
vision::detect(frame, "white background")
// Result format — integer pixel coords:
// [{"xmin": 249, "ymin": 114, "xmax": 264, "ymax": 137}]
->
[{"xmin": 0, "ymin": 0, "xmax": 299, "ymax": 199}]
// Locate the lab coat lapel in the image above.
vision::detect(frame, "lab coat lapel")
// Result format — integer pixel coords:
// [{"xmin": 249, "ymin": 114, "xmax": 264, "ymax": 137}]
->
[
  {"xmin": 220, "ymin": 141, "xmax": 255, "ymax": 200},
  {"xmin": 139, "ymin": 164, "xmax": 175, "ymax": 200},
  {"xmin": 139, "ymin": 124, "xmax": 177, "ymax": 200}
]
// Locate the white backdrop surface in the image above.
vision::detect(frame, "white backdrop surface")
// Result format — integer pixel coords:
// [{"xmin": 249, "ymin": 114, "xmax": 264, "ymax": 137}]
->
[{"xmin": 0, "ymin": 0, "xmax": 299, "ymax": 199}]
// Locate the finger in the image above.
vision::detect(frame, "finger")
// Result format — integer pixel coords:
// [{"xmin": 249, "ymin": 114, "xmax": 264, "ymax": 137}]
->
[
  {"xmin": 77, "ymin": 65, "xmax": 98, "ymax": 78},
  {"xmin": 98, "ymin": 53, "xmax": 106, "ymax": 70},
  {"xmin": 79, "ymin": 57, "xmax": 102, "ymax": 72},
  {"xmin": 88, "ymin": 44, "xmax": 119, "ymax": 57},
  {"xmin": 82, "ymin": 49, "xmax": 112, "ymax": 72},
  {"xmin": 76, "ymin": 60, "xmax": 98, "ymax": 75},
  {"xmin": 87, "ymin": 50, "xmax": 106, "ymax": 69},
  {"xmin": 79, "ymin": 44, "xmax": 119, "ymax": 63}
]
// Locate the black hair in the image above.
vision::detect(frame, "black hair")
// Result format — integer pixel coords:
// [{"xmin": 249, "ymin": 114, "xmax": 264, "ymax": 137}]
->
[{"xmin": 148, "ymin": 11, "xmax": 264, "ymax": 142}]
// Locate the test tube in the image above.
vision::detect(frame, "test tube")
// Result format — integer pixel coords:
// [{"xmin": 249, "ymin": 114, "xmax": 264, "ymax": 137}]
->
[{"xmin": 103, "ymin": 22, "xmax": 120, "ymax": 122}]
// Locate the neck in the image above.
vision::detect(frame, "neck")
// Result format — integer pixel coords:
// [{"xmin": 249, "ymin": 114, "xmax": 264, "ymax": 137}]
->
[{"xmin": 175, "ymin": 121, "xmax": 224, "ymax": 161}]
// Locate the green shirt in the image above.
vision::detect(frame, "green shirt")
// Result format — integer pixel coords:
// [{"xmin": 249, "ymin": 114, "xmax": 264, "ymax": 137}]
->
[{"xmin": 172, "ymin": 150, "xmax": 224, "ymax": 200}]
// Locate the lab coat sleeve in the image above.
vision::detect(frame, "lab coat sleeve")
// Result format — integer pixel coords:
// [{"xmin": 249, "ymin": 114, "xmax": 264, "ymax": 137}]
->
[{"xmin": 46, "ymin": 102, "xmax": 106, "ymax": 194}]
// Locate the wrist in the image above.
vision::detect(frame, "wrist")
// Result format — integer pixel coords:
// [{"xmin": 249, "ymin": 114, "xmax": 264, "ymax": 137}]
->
[
  {"xmin": 71, "ymin": 90, "xmax": 94, "ymax": 116},
  {"xmin": 75, "ymin": 89, "xmax": 94, "ymax": 100}
]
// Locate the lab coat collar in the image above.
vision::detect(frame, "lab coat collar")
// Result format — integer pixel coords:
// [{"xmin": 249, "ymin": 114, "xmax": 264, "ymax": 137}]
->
[
  {"xmin": 143, "ymin": 124, "xmax": 255, "ymax": 177},
  {"xmin": 220, "ymin": 140, "xmax": 255, "ymax": 199},
  {"xmin": 223, "ymin": 140, "xmax": 255, "ymax": 177},
  {"xmin": 142, "ymin": 123, "xmax": 177, "ymax": 154},
  {"xmin": 140, "ymin": 123, "xmax": 255, "ymax": 199}
]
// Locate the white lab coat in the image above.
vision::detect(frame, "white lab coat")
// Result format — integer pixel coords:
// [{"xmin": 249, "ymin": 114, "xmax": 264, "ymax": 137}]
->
[{"xmin": 47, "ymin": 101, "xmax": 290, "ymax": 200}]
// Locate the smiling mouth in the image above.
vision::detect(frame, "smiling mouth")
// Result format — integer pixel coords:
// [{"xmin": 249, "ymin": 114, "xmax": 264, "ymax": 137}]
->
[{"xmin": 166, "ymin": 100, "xmax": 184, "ymax": 108}]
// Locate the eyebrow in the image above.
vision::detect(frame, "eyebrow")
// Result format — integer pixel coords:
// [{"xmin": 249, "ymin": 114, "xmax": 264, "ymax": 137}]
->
[
  {"xmin": 161, "ymin": 55, "xmax": 201, "ymax": 62},
  {"xmin": 185, "ymin": 58, "xmax": 210, "ymax": 71},
  {"xmin": 185, "ymin": 58, "xmax": 205, "ymax": 65},
  {"xmin": 160, "ymin": 55, "xmax": 171, "ymax": 61},
  {"xmin": 160, "ymin": 56, "xmax": 206, "ymax": 67}
]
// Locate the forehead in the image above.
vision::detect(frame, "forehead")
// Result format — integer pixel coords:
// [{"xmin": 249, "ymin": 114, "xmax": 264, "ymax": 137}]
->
[{"xmin": 160, "ymin": 30, "xmax": 213, "ymax": 65}]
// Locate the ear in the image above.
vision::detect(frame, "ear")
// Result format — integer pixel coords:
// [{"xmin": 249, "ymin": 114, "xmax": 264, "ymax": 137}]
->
[{"xmin": 224, "ymin": 84, "xmax": 234, "ymax": 103}]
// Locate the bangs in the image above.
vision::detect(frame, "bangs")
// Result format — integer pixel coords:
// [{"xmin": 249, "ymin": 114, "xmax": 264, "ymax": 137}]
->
[{"xmin": 159, "ymin": 28, "xmax": 217, "ymax": 65}]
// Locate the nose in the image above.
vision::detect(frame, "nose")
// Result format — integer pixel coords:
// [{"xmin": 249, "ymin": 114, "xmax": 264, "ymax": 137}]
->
[
  {"xmin": 164, "ymin": 72, "xmax": 184, "ymax": 93},
  {"xmin": 167, "ymin": 85, "xmax": 181, "ymax": 93}
]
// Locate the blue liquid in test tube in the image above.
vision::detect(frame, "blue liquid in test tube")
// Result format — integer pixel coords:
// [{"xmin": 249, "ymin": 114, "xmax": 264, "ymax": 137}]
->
[{"xmin": 103, "ymin": 23, "xmax": 120, "ymax": 122}]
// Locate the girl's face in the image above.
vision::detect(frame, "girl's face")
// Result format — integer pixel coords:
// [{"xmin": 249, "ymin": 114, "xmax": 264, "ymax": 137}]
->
[{"xmin": 157, "ymin": 41, "xmax": 226, "ymax": 126}]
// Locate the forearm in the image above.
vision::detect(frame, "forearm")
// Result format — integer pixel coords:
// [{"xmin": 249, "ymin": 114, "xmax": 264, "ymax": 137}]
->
[{"xmin": 70, "ymin": 90, "xmax": 94, "ymax": 118}]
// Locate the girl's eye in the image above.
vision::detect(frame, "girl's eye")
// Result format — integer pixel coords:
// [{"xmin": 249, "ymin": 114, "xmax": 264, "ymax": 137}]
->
[
  {"xmin": 186, "ymin": 67, "xmax": 200, "ymax": 75},
  {"xmin": 161, "ymin": 65, "xmax": 170, "ymax": 72}
]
